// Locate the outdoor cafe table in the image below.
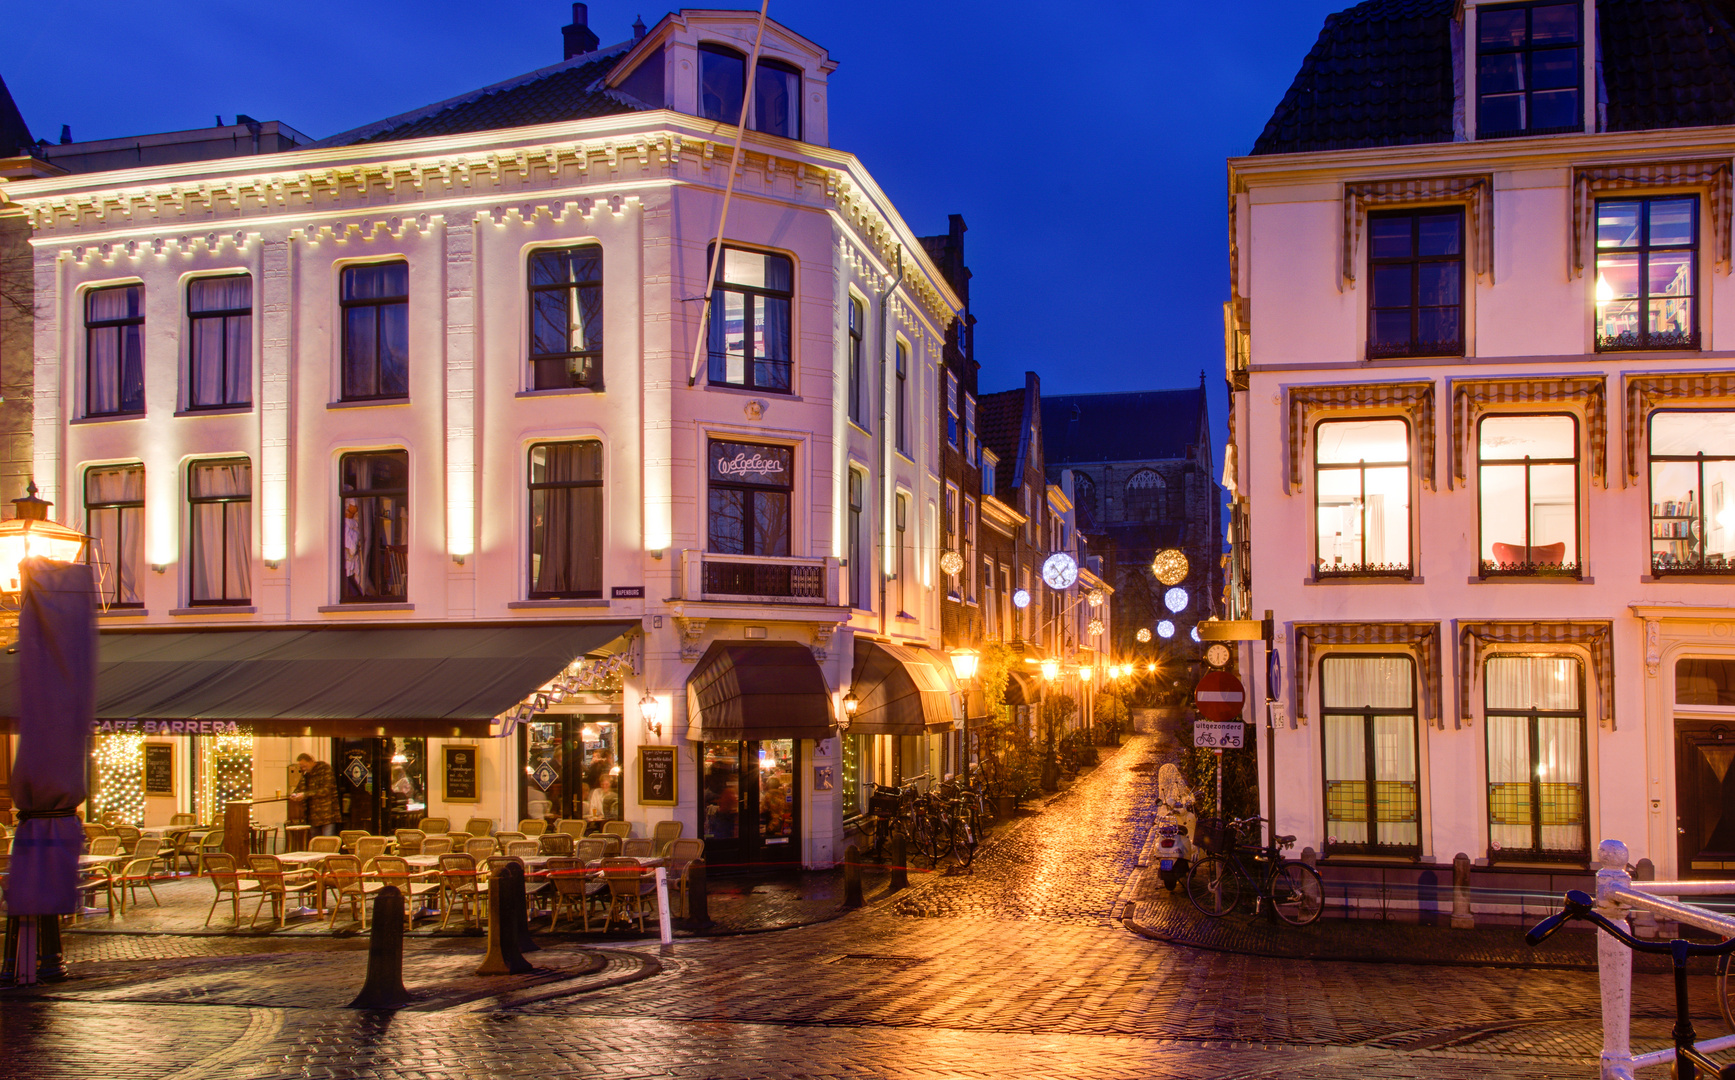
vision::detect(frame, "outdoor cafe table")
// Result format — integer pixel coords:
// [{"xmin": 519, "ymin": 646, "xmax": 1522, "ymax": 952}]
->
[
  {"xmin": 77, "ymin": 854, "xmax": 126, "ymax": 870},
  {"xmin": 275, "ymin": 851, "xmax": 328, "ymax": 868}
]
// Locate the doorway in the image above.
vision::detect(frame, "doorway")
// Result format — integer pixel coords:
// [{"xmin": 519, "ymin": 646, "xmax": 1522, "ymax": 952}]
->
[
  {"xmin": 701, "ymin": 739, "xmax": 799, "ymax": 871},
  {"xmin": 1677, "ymin": 721, "xmax": 1735, "ymax": 876},
  {"xmin": 332, "ymin": 737, "xmax": 427, "ymax": 835},
  {"xmin": 520, "ymin": 717, "xmax": 623, "ymax": 827}
]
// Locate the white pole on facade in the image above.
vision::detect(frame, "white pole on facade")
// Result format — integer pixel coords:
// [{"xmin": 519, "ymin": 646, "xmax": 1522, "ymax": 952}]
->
[
  {"xmin": 655, "ymin": 866, "xmax": 674, "ymax": 945},
  {"xmin": 685, "ymin": 0, "xmax": 773, "ymax": 387}
]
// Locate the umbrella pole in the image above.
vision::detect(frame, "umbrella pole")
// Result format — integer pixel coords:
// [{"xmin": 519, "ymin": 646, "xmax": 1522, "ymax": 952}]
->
[
  {"xmin": 1, "ymin": 915, "xmax": 16, "ymax": 983},
  {"xmin": 14, "ymin": 915, "xmax": 37, "ymax": 986}
]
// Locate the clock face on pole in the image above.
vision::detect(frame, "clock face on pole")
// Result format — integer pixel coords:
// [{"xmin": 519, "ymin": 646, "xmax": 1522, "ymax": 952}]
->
[
  {"xmin": 1206, "ymin": 643, "xmax": 1232, "ymax": 669},
  {"xmin": 1041, "ymin": 552, "xmax": 1079, "ymax": 590}
]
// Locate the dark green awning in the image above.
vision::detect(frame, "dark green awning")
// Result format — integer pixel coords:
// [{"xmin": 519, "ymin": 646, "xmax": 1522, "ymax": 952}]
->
[{"xmin": 0, "ymin": 622, "xmax": 635, "ymax": 737}]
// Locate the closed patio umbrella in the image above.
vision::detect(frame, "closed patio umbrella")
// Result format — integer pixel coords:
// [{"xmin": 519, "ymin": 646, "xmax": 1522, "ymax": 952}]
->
[{"xmin": 5, "ymin": 558, "xmax": 96, "ymax": 985}]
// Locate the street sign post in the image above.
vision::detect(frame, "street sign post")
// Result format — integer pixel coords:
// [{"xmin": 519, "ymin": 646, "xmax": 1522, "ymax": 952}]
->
[
  {"xmin": 1192, "ymin": 721, "xmax": 1245, "ymax": 749},
  {"xmin": 1194, "ymin": 671, "xmax": 1246, "ymax": 723}
]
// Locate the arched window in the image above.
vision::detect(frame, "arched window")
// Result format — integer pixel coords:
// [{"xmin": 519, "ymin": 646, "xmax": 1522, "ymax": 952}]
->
[
  {"xmin": 699, "ymin": 44, "xmax": 746, "ymax": 122},
  {"xmin": 1124, "ymin": 469, "xmax": 1165, "ymax": 522},
  {"xmin": 1071, "ymin": 471, "xmax": 1096, "ymax": 519}
]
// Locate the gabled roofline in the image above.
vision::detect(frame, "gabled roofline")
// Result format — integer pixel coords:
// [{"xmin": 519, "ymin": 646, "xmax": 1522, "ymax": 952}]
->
[
  {"xmin": 605, "ymin": 8, "xmax": 837, "ymax": 89},
  {"xmin": 310, "ymin": 40, "xmax": 638, "ymax": 149}
]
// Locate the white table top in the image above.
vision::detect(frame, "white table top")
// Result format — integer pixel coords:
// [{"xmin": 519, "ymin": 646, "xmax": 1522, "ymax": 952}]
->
[
  {"xmin": 78, "ymin": 853, "xmax": 127, "ymax": 868},
  {"xmin": 275, "ymin": 851, "xmax": 329, "ymax": 866}
]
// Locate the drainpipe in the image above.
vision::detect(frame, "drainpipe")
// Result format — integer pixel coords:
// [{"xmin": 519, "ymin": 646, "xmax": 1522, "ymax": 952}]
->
[{"xmin": 876, "ymin": 246, "xmax": 904, "ymax": 639}]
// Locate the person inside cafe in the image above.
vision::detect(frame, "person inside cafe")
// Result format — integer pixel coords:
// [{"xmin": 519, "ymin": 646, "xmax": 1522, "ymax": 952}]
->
[
  {"xmin": 587, "ymin": 773, "xmax": 619, "ymax": 822},
  {"xmin": 289, "ymin": 753, "xmax": 341, "ymax": 836}
]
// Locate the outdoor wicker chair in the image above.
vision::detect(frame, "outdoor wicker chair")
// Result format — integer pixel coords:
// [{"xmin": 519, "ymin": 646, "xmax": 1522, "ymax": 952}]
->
[
  {"xmin": 353, "ymin": 836, "xmax": 390, "ymax": 869},
  {"xmin": 463, "ymin": 836, "xmax": 497, "ymax": 862},
  {"xmin": 367, "ymin": 855, "xmax": 439, "ymax": 928},
  {"xmin": 338, "ymin": 829, "xmax": 367, "ymax": 853},
  {"xmin": 543, "ymin": 856, "xmax": 605, "ymax": 931},
  {"xmin": 111, "ymin": 855, "xmax": 162, "ymax": 913},
  {"xmin": 621, "ymin": 838, "xmax": 655, "ymax": 858},
  {"xmin": 87, "ymin": 836, "xmax": 120, "ymax": 857},
  {"xmin": 505, "ymin": 840, "xmax": 541, "ymax": 857},
  {"xmin": 322, "ymin": 854, "xmax": 384, "ymax": 929},
  {"xmin": 463, "ymin": 818, "xmax": 495, "ymax": 837},
  {"xmin": 538, "ymin": 832, "xmax": 574, "ymax": 856},
  {"xmin": 600, "ymin": 856, "xmax": 658, "ymax": 933},
  {"xmin": 247, "ymin": 854, "xmax": 321, "ymax": 929},
  {"xmin": 393, "ymin": 828, "xmax": 426, "ymax": 856},
  {"xmin": 650, "ymin": 820, "xmax": 684, "ymax": 856},
  {"xmin": 417, "ymin": 817, "xmax": 450, "ymax": 835},
  {"xmin": 308, "ymin": 835, "xmax": 342, "ymax": 853},
  {"xmin": 516, "ymin": 819, "xmax": 548, "ymax": 836},
  {"xmin": 600, "ymin": 820, "xmax": 633, "ymax": 840},
  {"xmin": 575, "ymin": 838, "xmax": 608, "ymax": 864},
  {"xmin": 555, "ymin": 818, "xmax": 587, "ymax": 839},
  {"xmin": 201, "ymin": 852, "xmax": 260, "ymax": 927},
  {"xmin": 437, "ymin": 854, "xmax": 488, "ymax": 930},
  {"xmin": 419, "ymin": 836, "xmax": 453, "ymax": 856},
  {"xmin": 665, "ymin": 839, "xmax": 705, "ymax": 918}
]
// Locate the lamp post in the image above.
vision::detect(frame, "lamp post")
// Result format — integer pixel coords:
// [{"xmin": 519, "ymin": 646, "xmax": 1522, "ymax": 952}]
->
[
  {"xmin": 0, "ymin": 483, "xmax": 90, "ymax": 607},
  {"xmin": 948, "ymin": 649, "xmax": 978, "ymax": 778}
]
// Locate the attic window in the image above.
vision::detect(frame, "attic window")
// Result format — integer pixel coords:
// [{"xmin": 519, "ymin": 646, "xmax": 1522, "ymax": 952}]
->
[
  {"xmin": 697, "ymin": 43, "xmax": 802, "ymax": 141},
  {"xmin": 1476, "ymin": 1, "xmax": 1583, "ymax": 139},
  {"xmin": 699, "ymin": 44, "xmax": 745, "ymax": 123}
]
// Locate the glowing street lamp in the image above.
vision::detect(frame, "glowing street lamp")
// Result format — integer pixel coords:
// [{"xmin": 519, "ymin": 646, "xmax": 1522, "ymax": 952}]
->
[
  {"xmin": 0, "ymin": 482, "xmax": 89, "ymax": 596},
  {"xmin": 949, "ymin": 649, "xmax": 980, "ymax": 682},
  {"xmin": 1040, "ymin": 658, "xmax": 1060, "ymax": 681},
  {"xmin": 640, "ymin": 693, "xmax": 662, "ymax": 738}
]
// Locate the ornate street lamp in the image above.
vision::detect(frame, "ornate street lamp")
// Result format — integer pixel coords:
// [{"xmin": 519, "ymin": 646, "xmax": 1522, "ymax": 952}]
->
[
  {"xmin": 948, "ymin": 649, "xmax": 979, "ymax": 681},
  {"xmin": 0, "ymin": 482, "xmax": 90, "ymax": 599},
  {"xmin": 840, "ymin": 688, "xmax": 859, "ymax": 731},
  {"xmin": 639, "ymin": 693, "xmax": 662, "ymax": 738},
  {"xmin": 1040, "ymin": 658, "xmax": 1060, "ymax": 681}
]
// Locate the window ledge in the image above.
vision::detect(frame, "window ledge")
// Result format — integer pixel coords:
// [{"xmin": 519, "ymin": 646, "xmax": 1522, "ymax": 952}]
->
[
  {"xmin": 895, "ymin": 612, "xmax": 918, "ymax": 622},
  {"xmin": 174, "ymin": 405, "xmax": 252, "ymax": 418},
  {"xmin": 97, "ymin": 607, "xmax": 148, "ymax": 618},
  {"xmin": 1642, "ymin": 575, "xmax": 1735, "ymax": 584},
  {"xmin": 327, "ymin": 398, "xmax": 410, "ymax": 410},
  {"xmin": 317, "ymin": 602, "xmax": 414, "ymax": 612},
  {"xmin": 507, "ymin": 599, "xmax": 610, "ymax": 609},
  {"xmin": 515, "ymin": 386, "xmax": 603, "ymax": 399},
  {"xmin": 169, "ymin": 606, "xmax": 257, "ymax": 616},
  {"xmin": 71, "ymin": 413, "xmax": 146, "ymax": 426},
  {"xmin": 847, "ymin": 419, "xmax": 872, "ymax": 437},
  {"xmin": 1468, "ymin": 575, "xmax": 1594, "ymax": 585},
  {"xmin": 705, "ymin": 383, "xmax": 799, "ymax": 401},
  {"xmin": 1306, "ymin": 575, "xmax": 1424, "ymax": 586}
]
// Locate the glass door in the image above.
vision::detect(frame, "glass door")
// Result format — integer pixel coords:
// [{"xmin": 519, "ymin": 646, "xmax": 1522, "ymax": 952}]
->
[
  {"xmin": 702, "ymin": 739, "xmax": 799, "ymax": 870},
  {"xmin": 334, "ymin": 737, "xmax": 388, "ymax": 834},
  {"xmin": 384, "ymin": 738, "xmax": 428, "ymax": 833},
  {"xmin": 520, "ymin": 717, "xmax": 623, "ymax": 828}
]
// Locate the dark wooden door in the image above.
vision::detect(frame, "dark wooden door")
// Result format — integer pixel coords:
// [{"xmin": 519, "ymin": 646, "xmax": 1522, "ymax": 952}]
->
[
  {"xmin": 1676, "ymin": 721, "xmax": 1735, "ymax": 876},
  {"xmin": 333, "ymin": 738, "xmax": 388, "ymax": 835}
]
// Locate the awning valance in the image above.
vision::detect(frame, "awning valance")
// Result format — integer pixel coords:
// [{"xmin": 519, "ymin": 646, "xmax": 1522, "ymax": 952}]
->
[
  {"xmin": 1287, "ymin": 381, "xmax": 1437, "ymax": 494},
  {"xmin": 1344, "ymin": 174, "xmax": 1493, "ymax": 284},
  {"xmin": 1450, "ymin": 376, "xmax": 1608, "ymax": 488},
  {"xmin": 847, "ymin": 639, "xmax": 958, "ymax": 736},
  {"xmin": 1573, "ymin": 160, "xmax": 1732, "ymax": 276},
  {"xmin": 685, "ymin": 640, "xmax": 835, "ymax": 742},
  {"xmin": 0, "ymin": 622, "xmax": 636, "ymax": 737},
  {"xmin": 1294, "ymin": 622, "xmax": 1442, "ymax": 728},
  {"xmin": 1623, "ymin": 373, "xmax": 1735, "ymax": 484},
  {"xmin": 1458, "ymin": 620, "xmax": 1615, "ymax": 728}
]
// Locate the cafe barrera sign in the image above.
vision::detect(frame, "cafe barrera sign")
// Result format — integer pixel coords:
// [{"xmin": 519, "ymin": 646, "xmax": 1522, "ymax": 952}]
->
[{"xmin": 93, "ymin": 719, "xmax": 246, "ymax": 735}]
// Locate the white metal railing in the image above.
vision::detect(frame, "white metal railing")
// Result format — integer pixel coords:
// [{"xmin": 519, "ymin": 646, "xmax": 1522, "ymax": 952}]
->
[{"xmin": 1585, "ymin": 839, "xmax": 1735, "ymax": 1079}]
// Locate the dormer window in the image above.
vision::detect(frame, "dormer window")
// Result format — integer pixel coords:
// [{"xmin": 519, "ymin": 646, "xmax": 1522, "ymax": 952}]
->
[
  {"xmin": 1476, "ymin": 2, "xmax": 1583, "ymax": 138},
  {"xmin": 698, "ymin": 43, "xmax": 802, "ymax": 140}
]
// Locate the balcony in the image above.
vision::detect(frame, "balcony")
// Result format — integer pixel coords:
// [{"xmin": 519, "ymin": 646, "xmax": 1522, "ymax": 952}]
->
[{"xmin": 678, "ymin": 550, "xmax": 840, "ymax": 607}]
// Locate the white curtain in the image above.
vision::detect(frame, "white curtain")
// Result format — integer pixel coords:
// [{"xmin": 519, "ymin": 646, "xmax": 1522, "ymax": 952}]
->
[
  {"xmin": 85, "ymin": 466, "xmax": 143, "ymax": 604},
  {"xmin": 190, "ymin": 461, "xmax": 250, "ymax": 602},
  {"xmin": 1322, "ymin": 657, "xmax": 1417, "ymax": 848},
  {"xmin": 1485, "ymin": 656, "xmax": 1585, "ymax": 855},
  {"xmin": 1323, "ymin": 714, "xmax": 1368, "ymax": 845}
]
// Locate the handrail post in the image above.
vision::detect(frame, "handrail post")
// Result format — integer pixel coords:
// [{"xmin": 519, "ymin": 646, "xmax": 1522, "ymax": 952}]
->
[{"xmin": 1594, "ymin": 839, "xmax": 1635, "ymax": 1080}]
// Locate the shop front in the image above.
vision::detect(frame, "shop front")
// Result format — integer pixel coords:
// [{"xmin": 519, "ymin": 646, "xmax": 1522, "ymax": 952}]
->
[
  {"xmin": 843, "ymin": 639, "xmax": 961, "ymax": 809},
  {"xmin": 520, "ymin": 710, "xmax": 624, "ymax": 829},
  {"xmin": 686, "ymin": 640, "xmax": 835, "ymax": 871}
]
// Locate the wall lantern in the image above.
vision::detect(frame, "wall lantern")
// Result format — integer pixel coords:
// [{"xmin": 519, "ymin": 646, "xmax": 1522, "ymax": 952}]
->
[
  {"xmin": 0, "ymin": 482, "xmax": 90, "ymax": 597},
  {"xmin": 639, "ymin": 693, "xmax": 662, "ymax": 738},
  {"xmin": 840, "ymin": 688, "xmax": 859, "ymax": 731},
  {"xmin": 1040, "ymin": 658, "xmax": 1060, "ymax": 681}
]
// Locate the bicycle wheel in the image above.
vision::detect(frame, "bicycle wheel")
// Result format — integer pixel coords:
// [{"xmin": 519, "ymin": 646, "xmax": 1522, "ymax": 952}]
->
[
  {"xmin": 1186, "ymin": 855, "xmax": 1242, "ymax": 918},
  {"xmin": 952, "ymin": 814, "xmax": 977, "ymax": 869},
  {"xmin": 928, "ymin": 812, "xmax": 955, "ymax": 863},
  {"xmin": 1720, "ymin": 952, "xmax": 1735, "ymax": 1032},
  {"xmin": 1269, "ymin": 862, "xmax": 1324, "ymax": 926}
]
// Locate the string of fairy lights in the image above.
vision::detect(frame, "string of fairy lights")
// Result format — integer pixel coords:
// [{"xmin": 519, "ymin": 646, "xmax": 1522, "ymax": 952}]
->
[
  {"xmin": 199, "ymin": 733, "xmax": 254, "ymax": 819},
  {"xmin": 90, "ymin": 731, "xmax": 254, "ymax": 825}
]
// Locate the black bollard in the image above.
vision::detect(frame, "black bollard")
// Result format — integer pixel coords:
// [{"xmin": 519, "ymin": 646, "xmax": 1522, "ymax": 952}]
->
[
  {"xmin": 37, "ymin": 916, "xmax": 64, "ymax": 982},
  {"xmin": 685, "ymin": 858, "xmax": 710, "ymax": 928},
  {"xmin": 842, "ymin": 844, "xmax": 864, "ymax": 909},
  {"xmin": 347, "ymin": 886, "xmax": 412, "ymax": 1010},
  {"xmin": 1, "ymin": 915, "xmax": 17, "ymax": 984},
  {"xmin": 509, "ymin": 861, "xmax": 540, "ymax": 954},
  {"xmin": 888, "ymin": 834, "xmax": 909, "ymax": 892},
  {"xmin": 476, "ymin": 864, "xmax": 534, "ymax": 976}
]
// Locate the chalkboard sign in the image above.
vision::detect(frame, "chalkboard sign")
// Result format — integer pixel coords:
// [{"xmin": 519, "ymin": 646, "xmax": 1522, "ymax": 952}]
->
[
  {"xmin": 638, "ymin": 746, "xmax": 677, "ymax": 807},
  {"xmin": 143, "ymin": 743, "xmax": 175, "ymax": 797},
  {"xmin": 442, "ymin": 744, "xmax": 479, "ymax": 804}
]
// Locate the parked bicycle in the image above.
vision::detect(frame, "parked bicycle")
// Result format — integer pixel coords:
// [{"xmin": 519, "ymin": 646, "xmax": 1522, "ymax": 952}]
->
[
  {"xmin": 1184, "ymin": 815, "xmax": 1324, "ymax": 926},
  {"xmin": 1530, "ymin": 889, "xmax": 1735, "ymax": 1080}
]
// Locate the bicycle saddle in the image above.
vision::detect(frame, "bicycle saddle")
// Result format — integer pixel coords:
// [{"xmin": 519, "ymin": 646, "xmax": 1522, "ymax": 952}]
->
[{"xmin": 1275, "ymin": 834, "xmax": 1296, "ymax": 847}]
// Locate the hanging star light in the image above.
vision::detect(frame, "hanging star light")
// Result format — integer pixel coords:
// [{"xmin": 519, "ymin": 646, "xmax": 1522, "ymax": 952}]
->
[
  {"xmin": 93, "ymin": 732, "xmax": 147, "ymax": 827},
  {"xmin": 1157, "ymin": 620, "xmax": 1176, "ymax": 639},
  {"xmin": 1086, "ymin": 588, "xmax": 1105, "ymax": 608},
  {"xmin": 1164, "ymin": 586, "xmax": 1189, "ymax": 613}
]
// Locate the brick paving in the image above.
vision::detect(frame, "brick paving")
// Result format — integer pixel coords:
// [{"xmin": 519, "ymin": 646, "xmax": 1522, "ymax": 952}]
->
[{"xmin": 2, "ymin": 733, "xmax": 1727, "ymax": 1078}]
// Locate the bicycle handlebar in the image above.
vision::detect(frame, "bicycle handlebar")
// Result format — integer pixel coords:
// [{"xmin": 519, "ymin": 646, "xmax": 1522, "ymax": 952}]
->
[{"xmin": 1526, "ymin": 889, "xmax": 1735, "ymax": 960}]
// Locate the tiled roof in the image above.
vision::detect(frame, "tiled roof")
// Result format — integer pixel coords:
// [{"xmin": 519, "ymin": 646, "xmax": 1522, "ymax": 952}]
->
[
  {"xmin": 0, "ymin": 74, "xmax": 33, "ymax": 158},
  {"xmin": 321, "ymin": 49, "xmax": 642, "ymax": 148},
  {"xmin": 1041, "ymin": 389, "xmax": 1206, "ymax": 465},
  {"xmin": 977, "ymin": 388, "xmax": 1028, "ymax": 500},
  {"xmin": 1603, "ymin": 0, "xmax": 1735, "ymax": 132},
  {"xmin": 1252, "ymin": 0, "xmax": 1457, "ymax": 156},
  {"xmin": 1254, "ymin": 0, "xmax": 1735, "ymax": 155}
]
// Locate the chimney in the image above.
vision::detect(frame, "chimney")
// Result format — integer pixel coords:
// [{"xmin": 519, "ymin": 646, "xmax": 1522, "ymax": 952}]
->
[
  {"xmin": 632, "ymin": 14, "xmax": 647, "ymax": 40},
  {"xmin": 59, "ymin": 124, "xmax": 71, "ymax": 145},
  {"xmin": 563, "ymin": 3, "xmax": 599, "ymax": 59}
]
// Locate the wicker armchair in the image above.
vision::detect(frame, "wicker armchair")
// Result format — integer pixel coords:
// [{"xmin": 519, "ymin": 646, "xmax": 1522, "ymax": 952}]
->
[
  {"xmin": 538, "ymin": 832, "xmax": 575, "ymax": 856},
  {"xmin": 247, "ymin": 854, "xmax": 321, "ymax": 929},
  {"xmin": 201, "ymin": 852, "xmax": 261, "ymax": 926},
  {"xmin": 393, "ymin": 828, "xmax": 426, "ymax": 856},
  {"xmin": 367, "ymin": 855, "xmax": 440, "ymax": 928},
  {"xmin": 544, "ymin": 856, "xmax": 605, "ymax": 931},
  {"xmin": 437, "ymin": 854, "xmax": 488, "ymax": 930},
  {"xmin": 600, "ymin": 857, "xmax": 658, "ymax": 933},
  {"xmin": 323, "ymin": 854, "xmax": 385, "ymax": 929},
  {"xmin": 650, "ymin": 820, "xmax": 684, "ymax": 856},
  {"xmin": 516, "ymin": 818, "xmax": 548, "ymax": 836}
]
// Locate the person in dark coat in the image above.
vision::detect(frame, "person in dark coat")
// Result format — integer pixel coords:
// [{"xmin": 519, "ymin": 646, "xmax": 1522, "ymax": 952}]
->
[{"xmin": 290, "ymin": 753, "xmax": 341, "ymax": 835}]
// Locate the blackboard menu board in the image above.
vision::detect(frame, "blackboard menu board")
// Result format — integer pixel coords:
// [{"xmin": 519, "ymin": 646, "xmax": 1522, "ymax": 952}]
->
[
  {"xmin": 638, "ymin": 746, "xmax": 677, "ymax": 807},
  {"xmin": 442, "ymin": 744, "xmax": 479, "ymax": 804},
  {"xmin": 143, "ymin": 743, "xmax": 175, "ymax": 797}
]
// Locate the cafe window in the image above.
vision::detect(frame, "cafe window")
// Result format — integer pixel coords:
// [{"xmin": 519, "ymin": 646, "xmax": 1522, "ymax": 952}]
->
[
  {"xmin": 528, "ymin": 245, "xmax": 604, "ymax": 389},
  {"xmin": 521, "ymin": 718, "xmax": 622, "ymax": 827},
  {"xmin": 340, "ymin": 262, "xmax": 409, "ymax": 401},
  {"xmin": 188, "ymin": 458, "xmax": 251, "ymax": 605},
  {"xmin": 1367, "ymin": 208, "xmax": 1464, "ymax": 359},
  {"xmin": 339, "ymin": 450, "xmax": 408, "ymax": 602},
  {"xmin": 85, "ymin": 284, "xmax": 145, "ymax": 417},
  {"xmin": 1649, "ymin": 411, "xmax": 1735, "ymax": 575},
  {"xmin": 1596, "ymin": 197, "xmax": 1698, "ymax": 351},
  {"xmin": 187, "ymin": 275, "xmax": 252, "ymax": 408},
  {"xmin": 1677, "ymin": 658, "xmax": 1735, "ymax": 706},
  {"xmin": 1485, "ymin": 655, "xmax": 1588, "ymax": 861},
  {"xmin": 708, "ymin": 246, "xmax": 793, "ymax": 393},
  {"xmin": 1321, "ymin": 655, "xmax": 1419, "ymax": 855},
  {"xmin": 707, "ymin": 439, "xmax": 792, "ymax": 557},
  {"xmin": 528, "ymin": 441, "xmax": 603, "ymax": 599},
  {"xmin": 1478, "ymin": 414, "xmax": 1579, "ymax": 576},
  {"xmin": 85, "ymin": 464, "xmax": 144, "ymax": 607},
  {"xmin": 1314, "ymin": 417, "xmax": 1412, "ymax": 576}
]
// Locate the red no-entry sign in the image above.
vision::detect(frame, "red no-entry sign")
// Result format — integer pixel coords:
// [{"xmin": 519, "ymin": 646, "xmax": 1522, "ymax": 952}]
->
[{"xmin": 1195, "ymin": 671, "xmax": 1247, "ymax": 723}]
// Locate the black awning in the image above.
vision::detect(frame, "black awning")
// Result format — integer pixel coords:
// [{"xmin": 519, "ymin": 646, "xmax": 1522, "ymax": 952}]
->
[
  {"xmin": 847, "ymin": 639, "xmax": 958, "ymax": 736},
  {"xmin": 685, "ymin": 640, "xmax": 835, "ymax": 742},
  {"xmin": 0, "ymin": 622, "xmax": 635, "ymax": 737}
]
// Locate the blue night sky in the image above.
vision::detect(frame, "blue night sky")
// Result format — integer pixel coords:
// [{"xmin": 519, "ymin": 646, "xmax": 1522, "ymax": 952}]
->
[{"xmin": 4, "ymin": 0, "xmax": 1344, "ymax": 407}]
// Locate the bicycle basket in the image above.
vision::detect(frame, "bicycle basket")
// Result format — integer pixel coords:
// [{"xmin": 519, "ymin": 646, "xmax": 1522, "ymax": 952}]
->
[
  {"xmin": 1194, "ymin": 817, "xmax": 1230, "ymax": 855},
  {"xmin": 868, "ymin": 786, "xmax": 903, "ymax": 816}
]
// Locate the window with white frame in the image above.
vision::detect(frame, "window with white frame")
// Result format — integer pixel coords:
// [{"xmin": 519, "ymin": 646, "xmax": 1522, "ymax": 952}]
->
[
  {"xmin": 86, "ymin": 285, "xmax": 144, "ymax": 417},
  {"xmin": 946, "ymin": 370, "xmax": 960, "ymax": 448},
  {"xmin": 964, "ymin": 394, "xmax": 977, "ymax": 466},
  {"xmin": 896, "ymin": 493, "xmax": 909, "ymax": 615},
  {"xmin": 708, "ymin": 246, "xmax": 793, "ymax": 393},
  {"xmin": 1484, "ymin": 654, "xmax": 1587, "ymax": 861},
  {"xmin": 895, "ymin": 341, "xmax": 909, "ymax": 456},
  {"xmin": 1321, "ymin": 654, "xmax": 1419, "ymax": 854},
  {"xmin": 1595, "ymin": 196, "xmax": 1698, "ymax": 351},
  {"xmin": 340, "ymin": 263, "xmax": 410, "ymax": 401},
  {"xmin": 340, "ymin": 450, "xmax": 409, "ymax": 603},
  {"xmin": 963, "ymin": 497, "xmax": 977, "ymax": 603},
  {"xmin": 849, "ymin": 468, "xmax": 869, "ymax": 609},
  {"xmin": 1478, "ymin": 414, "xmax": 1579, "ymax": 576},
  {"xmin": 528, "ymin": 441, "xmax": 603, "ymax": 599},
  {"xmin": 528, "ymin": 245, "xmax": 603, "ymax": 390},
  {"xmin": 1314, "ymin": 418, "xmax": 1412, "ymax": 576},
  {"xmin": 847, "ymin": 296, "xmax": 865, "ymax": 428},
  {"xmin": 187, "ymin": 276, "xmax": 252, "ymax": 409},
  {"xmin": 86, "ymin": 464, "xmax": 143, "ymax": 607}
]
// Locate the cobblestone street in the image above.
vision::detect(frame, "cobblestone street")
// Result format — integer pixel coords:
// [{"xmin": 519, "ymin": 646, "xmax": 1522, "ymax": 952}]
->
[{"xmin": 0, "ymin": 736, "xmax": 1716, "ymax": 1078}]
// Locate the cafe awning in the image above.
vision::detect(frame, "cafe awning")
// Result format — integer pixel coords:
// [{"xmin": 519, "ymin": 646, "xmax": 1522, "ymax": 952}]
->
[
  {"xmin": 847, "ymin": 639, "xmax": 959, "ymax": 736},
  {"xmin": 685, "ymin": 640, "xmax": 835, "ymax": 742},
  {"xmin": 0, "ymin": 622, "xmax": 636, "ymax": 738}
]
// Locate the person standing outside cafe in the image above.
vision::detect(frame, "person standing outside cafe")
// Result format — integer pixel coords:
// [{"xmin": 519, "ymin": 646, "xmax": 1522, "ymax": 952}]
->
[{"xmin": 289, "ymin": 753, "xmax": 340, "ymax": 836}]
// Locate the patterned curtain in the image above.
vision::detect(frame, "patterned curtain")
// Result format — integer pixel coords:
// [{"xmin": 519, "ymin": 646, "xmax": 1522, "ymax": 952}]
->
[
  {"xmin": 1293, "ymin": 622, "xmax": 1442, "ymax": 727},
  {"xmin": 1457, "ymin": 621, "xmax": 1615, "ymax": 727},
  {"xmin": 1286, "ymin": 382, "xmax": 1436, "ymax": 494},
  {"xmin": 1449, "ymin": 376, "xmax": 1607, "ymax": 488},
  {"xmin": 1572, "ymin": 160, "xmax": 1732, "ymax": 277},
  {"xmin": 1343, "ymin": 175, "xmax": 1494, "ymax": 284}
]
